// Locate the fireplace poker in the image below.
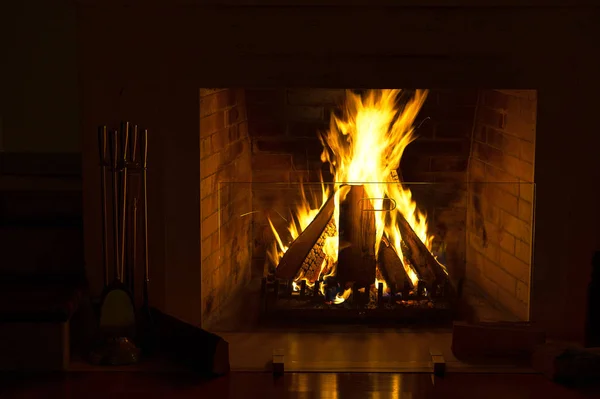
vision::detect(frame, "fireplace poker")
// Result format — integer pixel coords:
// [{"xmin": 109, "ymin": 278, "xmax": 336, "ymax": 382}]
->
[
  {"xmin": 141, "ymin": 128, "xmax": 149, "ymax": 292},
  {"xmin": 119, "ymin": 122, "xmax": 130, "ymax": 283},
  {"xmin": 98, "ymin": 126, "xmax": 110, "ymax": 287},
  {"xmin": 130, "ymin": 124, "xmax": 139, "ymax": 167},
  {"xmin": 132, "ymin": 198, "xmax": 138, "ymax": 301},
  {"xmin": 110, "ymin": 130, "xmax": 121, "ymax": 282},
  {"xmin": 129, "ymin": 126, "xmax": 139, "ymax": 298},
  {"xmin": 139, "ymin": 128, "xmax": 156, "ymax": 353}
]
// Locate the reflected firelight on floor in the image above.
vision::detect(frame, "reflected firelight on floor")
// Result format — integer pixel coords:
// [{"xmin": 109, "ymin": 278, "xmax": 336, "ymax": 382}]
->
[{"xmin": 289, "ymin": 373, "xmax": 406, "ymax": 398}]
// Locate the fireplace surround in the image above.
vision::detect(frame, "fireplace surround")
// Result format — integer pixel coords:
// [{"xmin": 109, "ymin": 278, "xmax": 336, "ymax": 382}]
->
[
  {"xmin": 200, "ymin": 88, "xmax": 536, "ymax": 329},
  {"xmin": 79, "ymin": 2, "xmax": 600, "ymax": 342}
]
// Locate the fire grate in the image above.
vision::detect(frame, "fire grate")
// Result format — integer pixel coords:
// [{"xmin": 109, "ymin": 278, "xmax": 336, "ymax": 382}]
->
[{"xmin": 260, "ymin": 276, "xmax": 455, "ymax": 324}]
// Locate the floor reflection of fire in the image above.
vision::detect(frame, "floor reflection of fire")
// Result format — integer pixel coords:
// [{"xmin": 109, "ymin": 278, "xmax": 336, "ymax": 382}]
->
[{"xmin": 262, "ymin": 90, "xmax": 454, "ymax": 319}]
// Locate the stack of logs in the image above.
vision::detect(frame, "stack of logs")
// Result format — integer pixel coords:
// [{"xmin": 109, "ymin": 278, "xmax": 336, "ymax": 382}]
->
[{"xmin": 274, "ymin": 180, "xmax": 450, "ymax": 301}]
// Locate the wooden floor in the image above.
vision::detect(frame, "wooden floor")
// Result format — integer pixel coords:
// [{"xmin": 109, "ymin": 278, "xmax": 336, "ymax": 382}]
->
[{"xmin": 1, "ymin": 372, "xmax": 598, "ymax": 399}]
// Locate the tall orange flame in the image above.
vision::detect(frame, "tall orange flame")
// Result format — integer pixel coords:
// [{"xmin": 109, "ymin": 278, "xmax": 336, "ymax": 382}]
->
[{"xmin": 268, "ymin": 89, "xmax": 438, "ymax": 294}]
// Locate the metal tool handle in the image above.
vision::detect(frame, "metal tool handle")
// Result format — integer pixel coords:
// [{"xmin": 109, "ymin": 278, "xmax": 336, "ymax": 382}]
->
[
  {"xmin": 132, "ymin": 197, "xmax": 138, "ymax": 299},
  {"xmin": 359, "ymin": 197, "xmax": 396, "ymax": 212},
  {"xmin": 110, "ymin": 130, "xmax": 119, "ymax": 171},
  {"xmin": 131, "ymin": 125, "xmax": 138, "ymax": 164},
  {"xmin": 110, "ymin": 130, "xmax": 120, "ymax": 281},
  {"xmin": 121, "ymin": 121, "xmax": 130, "ymax": 165},
  {"xmin": 98, "ymin": 126, "xmax": 107, "ymax": 165},
  {"xmin": 119, "ymin": 122, "xmax": 130, "ymax": 283},
  {"xmin": 98, "ymin": 126, "xmax": 109, "ymax": 287},
  {"xmin": 141, "ymin": 129, "xmax": 148, "ymax": 169},
  {"xmin": 141, "ymin": 129, "xmax": 149, "ymax": 283}
]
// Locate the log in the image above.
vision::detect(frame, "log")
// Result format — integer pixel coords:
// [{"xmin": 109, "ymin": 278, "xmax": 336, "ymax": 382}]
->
[
  {"xmin": 274, "ymin": 188, "xmax": 339, "ymax": 280},
  {"xmin": 397, "ymin": 215, "xmax": 445, "ymax": 288},
  {"xmin": 378, "ymin": 235, "xmax": 412, "ymax": 292},
  {"xmin": 337, "ymin": 185, "xmax": 377, "ymax": 287},
  {"xmin": 389, "ymin": 170, "xmax": 447, "ymax": 289},
  {"xmin": 293, "ymin": 219, "xmax": 336, "ymax": 283}
]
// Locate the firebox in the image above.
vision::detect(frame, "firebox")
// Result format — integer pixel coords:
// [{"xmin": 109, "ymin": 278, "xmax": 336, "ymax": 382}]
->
[{"xmin": 200, "ymin": 88, "xmax": 536, "ymax": 331}]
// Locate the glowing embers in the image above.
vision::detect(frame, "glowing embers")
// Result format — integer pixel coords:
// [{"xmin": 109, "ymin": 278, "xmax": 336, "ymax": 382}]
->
[{"xmin": 259, "ymin": 274, "xmax": 453, "ymax": 324}]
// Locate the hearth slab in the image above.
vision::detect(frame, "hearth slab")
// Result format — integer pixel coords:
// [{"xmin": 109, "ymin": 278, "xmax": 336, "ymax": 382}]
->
[{"xmin": 218, "ymin": 331, "xmax": 535, "ymax": 373}]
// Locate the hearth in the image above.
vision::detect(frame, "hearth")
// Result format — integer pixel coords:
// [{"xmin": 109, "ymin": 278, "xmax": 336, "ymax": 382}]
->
[{"xmin": 200, "ymin": 88, "xmax": 536, "ymax": 330}]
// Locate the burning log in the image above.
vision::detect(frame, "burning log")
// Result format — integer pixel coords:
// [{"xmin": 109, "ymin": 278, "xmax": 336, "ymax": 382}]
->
[
  {"xmin": 397, "ymin": 213, "xmax": 447, "ymax": 290},
  {"xmin": 378, "ymin": 236, "xmax": 412, "ymax": 292},
  {"xmin": 275, "ymin": 189, "xmax": 338, "ymax": 280},
  {"xmin": 337, "ymin": 185, "xmax": 377, "ymax": 287},
  {"xmin": 389, "ymin": 170, "xmax": 447, "ymax": 290},
  {"xmin": 297, "ymin": 219, "xmax": 337, "ymax": 283}
]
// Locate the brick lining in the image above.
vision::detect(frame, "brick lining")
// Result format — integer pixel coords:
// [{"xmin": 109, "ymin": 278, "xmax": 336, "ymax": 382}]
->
[
  {"xmin": 200, "ymin": 88, "xmax": 537, "ymax": 323},
  {"xmin": 200, "ymin": 89, "xmax": 252, "ymax": 328},
  {"xmin": 466, "ymin": 89, "xmax": 536, "ymax": 321}
]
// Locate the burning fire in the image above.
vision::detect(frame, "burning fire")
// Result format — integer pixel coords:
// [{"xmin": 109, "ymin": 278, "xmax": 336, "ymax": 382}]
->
[{"xmin": 267, "ymin": 89, "xmax": 439, "ymax": 302}]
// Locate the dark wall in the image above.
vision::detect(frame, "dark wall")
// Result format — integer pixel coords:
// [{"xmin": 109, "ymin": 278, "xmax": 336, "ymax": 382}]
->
[
  {"xmin": 0, "ymin": 2, "xmax": 82, "ymax": 278},
  {"xmin": 1, "ymin": 1, "xmax": 79, "ymax": 153}
]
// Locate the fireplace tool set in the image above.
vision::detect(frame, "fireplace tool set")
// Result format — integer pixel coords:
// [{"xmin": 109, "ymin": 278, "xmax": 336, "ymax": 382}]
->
[{"xmin": 90, "ymin": 123, "xmax": 154, "ymax": 365}]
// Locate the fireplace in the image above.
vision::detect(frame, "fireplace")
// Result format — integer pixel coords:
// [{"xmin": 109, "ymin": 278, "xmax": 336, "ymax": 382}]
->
[
  {"xmin": 80, "ymin": 3, "xmax": 600, "ymax": 342},
  {"xmin": 200, "ymin": 88, "xmax": 536, "ymax": 329}
]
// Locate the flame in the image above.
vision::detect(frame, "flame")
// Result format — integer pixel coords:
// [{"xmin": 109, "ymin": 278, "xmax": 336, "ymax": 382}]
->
[
  {"xmin": 333, "ymin": 287, "xmax": 352, "ymax": 305},
  {"xmin": 320, "ymin": 89, "xmax": 430, "ymax": 287},
  {"xmin": 268, "ymin": 89, "xmax": 441, "ymax": 293},
  {"xmin": 267, "ymin": 176, "xmax": 330, "ymax": 266}
]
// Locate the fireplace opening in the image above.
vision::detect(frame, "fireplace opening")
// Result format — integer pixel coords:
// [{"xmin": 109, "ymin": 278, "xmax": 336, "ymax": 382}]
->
[{"xmin": 200, "ymin": 89, "xmax": 536, "ymax": 331}]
